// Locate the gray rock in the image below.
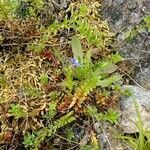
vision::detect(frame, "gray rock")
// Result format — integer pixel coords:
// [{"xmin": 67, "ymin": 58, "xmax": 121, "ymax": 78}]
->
[
  {"xmin": 134, "ymin": 67, "xmax": 150, "ymax": 89},
  {"xmin": 121, "ymin": 85, "xmax": 150, "ymax": 110},
  {"xmin": 113, "ymin": 0, "xmax": 125, "ymax": 6},
  {"xmin": 129, "ymin": 13, "xmax": 141, "ymax": 24},
  {"xmin": 127, "ymin": 1, "xmax": 138, "ymax": 10},
  {"xmin": 120, "ymin": 85, "xmax": 150, "ymax": 133},
  {"xmin": 102, "ymin": 0, "xmax": 150, "ymax": 89},
  {"xmin": 102, "ymin": 0, "xmax": 112, "ymax": 7}
]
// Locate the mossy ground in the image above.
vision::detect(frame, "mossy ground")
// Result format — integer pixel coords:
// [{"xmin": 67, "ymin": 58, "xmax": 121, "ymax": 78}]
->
[{"xmin": 0, "ymin": 0, "xmax": 136, "ymax": 149}]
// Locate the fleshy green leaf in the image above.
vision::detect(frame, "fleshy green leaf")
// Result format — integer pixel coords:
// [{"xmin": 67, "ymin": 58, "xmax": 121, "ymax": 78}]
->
[
  {"xmin": 111, "ymin": 53, "xmax": 123, "ymax": 64},
  {"xmin": 9, "ymin": 104, "xmax": 27, "ymax": 119},
  {"xmin": 100, "ymin": 63, "xmax": 117, "ymax": 74},
  {"xmin": 39, "ymin": 74, "xmax": 49, "ymax": 84},
  {"xmin": 144, "ymin": 16, "xmax": 150, "ymax": 24},
  {"xmin": 144, "ymin": 16, "xmax": 150, "ymax": 32},
  {"xmin": 97, "ymin": 75, "xmax": 122, "ymax": 87},
  {"xmin": 71, "ymin": 35, "xmax": 83, "ymax": 63}
]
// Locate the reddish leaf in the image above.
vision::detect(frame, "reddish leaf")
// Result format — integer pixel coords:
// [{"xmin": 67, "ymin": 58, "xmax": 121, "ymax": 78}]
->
[
  {"xmin": 57, "ymin": 96, "xmax": 72, "ymax": 113},
  {"xmin": 41, "ymin": 51, "xmax": 54, "ymax": 61},
  {"xmin": 3, "ymin": 130, "xmax": 13, "ymax": 143},
  {"xmin": 41, "ymin": 50, "xmax": 59, "ymax": 67}
]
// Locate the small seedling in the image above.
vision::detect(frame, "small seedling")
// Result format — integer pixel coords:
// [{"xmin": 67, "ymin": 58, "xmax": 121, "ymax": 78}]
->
[
  {"xmin": 24, "ymin": 85, "xmax": 41, "ymax": 97},
  {"xmin": 86, "ymin": 105, "xmax": 119, "ymax": 124},
  {"xmin": 9, "ymin": 104, "xmax": 27, "ymax": 119},
  {"xmin": 39, "ymin": 73, "xmax": 49, "ymax": 84}
]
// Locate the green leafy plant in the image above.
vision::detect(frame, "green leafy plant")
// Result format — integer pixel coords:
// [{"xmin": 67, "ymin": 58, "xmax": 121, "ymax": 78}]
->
[
  {"xmin": 62, "ymin": 67, "xmax": 75, "ymax": 92},
  {"xmin": 23, "ymin": 111, "xmax": 76, "ymax": 150},
  {"xmin": 71, "ymin": 35, "xmax": 83, "ymax": 64},
  {"xmin": 86, "ymin": 105, "xmax": 119, "ymax": 124},
  {"xmin": 43, "ymin": 101, "xmax": 57, "ymax": 119},
  {"xmin": 39, "ymin": 73, "xmax": 49, "ymax": 84},
  {"xmin": 24, "ymin": 84, "xmax": 41, "ymax": 97},
  {"xmin": 144, "ymin": 15, "xmax": 150, "ymax": 32},
  {"xmin": 43, "ymin": 92, "xmax": 59, "ymax": 119},
  {"xmin": 63, "ymin": 36, "xmax": 122, "ymax": 107},
  {"xmin": 16, "ymin": 0, "xmax": 44, "ymax": 19},
  {"xmin": 0, "ymin": 0, "xmax": 19, "ymax": 20},
  {"xmin": 65, "ymin": 128, "xmax": 75, "ymax": 140},
  {"xmin": 49, "ymin": 2, "xmax": 112, "ymax": 48},
  {"xmin": 9, "ymin": 104, "xmax": 27, "ymax": 119},
  {"xmin": 29, "ymin": 31, "xmax": 50, "ymax": 52},
  {"xmin": 124, "ymin": 15, "xmax": 150, "ymax": 42}
]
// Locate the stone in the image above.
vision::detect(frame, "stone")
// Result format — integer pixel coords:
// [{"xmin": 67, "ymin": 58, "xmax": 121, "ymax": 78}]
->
[
  {"xmin": 102, "ymin": 0, "xmax": 112, "ymax": 7},
  {"xmin": 101, "ymin": 0, "xmax": 150, "ymax": 89},
  {"xmin": 120, "ymin": 85, "xmax": 150, "ymax": 133},
  {"xmin": 113, "ymin": 0, "xmax": 126, "ymax": 6},
  {"xmin": 134, "ymin": 67, "xmax": 150, "ymax": 89},
  {"xmin": 127, "ymin": 1, "xmax": 138, "ymax": 10},
  {"xmin": 129, "ymin": 13, "xmax": 141, "ymax": 24}
]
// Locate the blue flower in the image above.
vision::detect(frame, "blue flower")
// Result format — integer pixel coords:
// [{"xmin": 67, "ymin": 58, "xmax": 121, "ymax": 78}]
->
[{"xmin": 70, "ymin": 58, "xmax": 80, "ymax": 67}]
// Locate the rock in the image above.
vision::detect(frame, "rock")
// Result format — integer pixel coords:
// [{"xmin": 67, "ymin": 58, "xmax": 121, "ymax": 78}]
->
[
  {"xmin": 120, "ymin": 85, "xmax": 150, "ymax": 133},
  {"xmin": 135, "ymin": 67, "xmax": 150, "ymax": 89},
  {"xmin": 113, "ymin": 0, "xmax": 126, "ymax": 7},
  {"xmin": 127, "ymin": 1, "xmax": 138, "ymax": 10},
  {"xmin": 102, "ymin": 0, "xmax": 150, "ymax": 89},
  {"xmin": 60, "ymin": 0, "xmax": 68, "ymax": 9},
  {"xmin": 129, "ymin": 13, "xmax": 141, "ymax": 24},
  {"xmin": 102, "ymin": 0, "xmax": 112, "ymax": 7}
]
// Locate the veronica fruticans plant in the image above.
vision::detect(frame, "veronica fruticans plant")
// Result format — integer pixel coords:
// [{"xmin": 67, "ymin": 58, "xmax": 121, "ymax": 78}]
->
[{"xmin": 63, "ymin": 35, "xmax": 122, "ymax": 109}]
